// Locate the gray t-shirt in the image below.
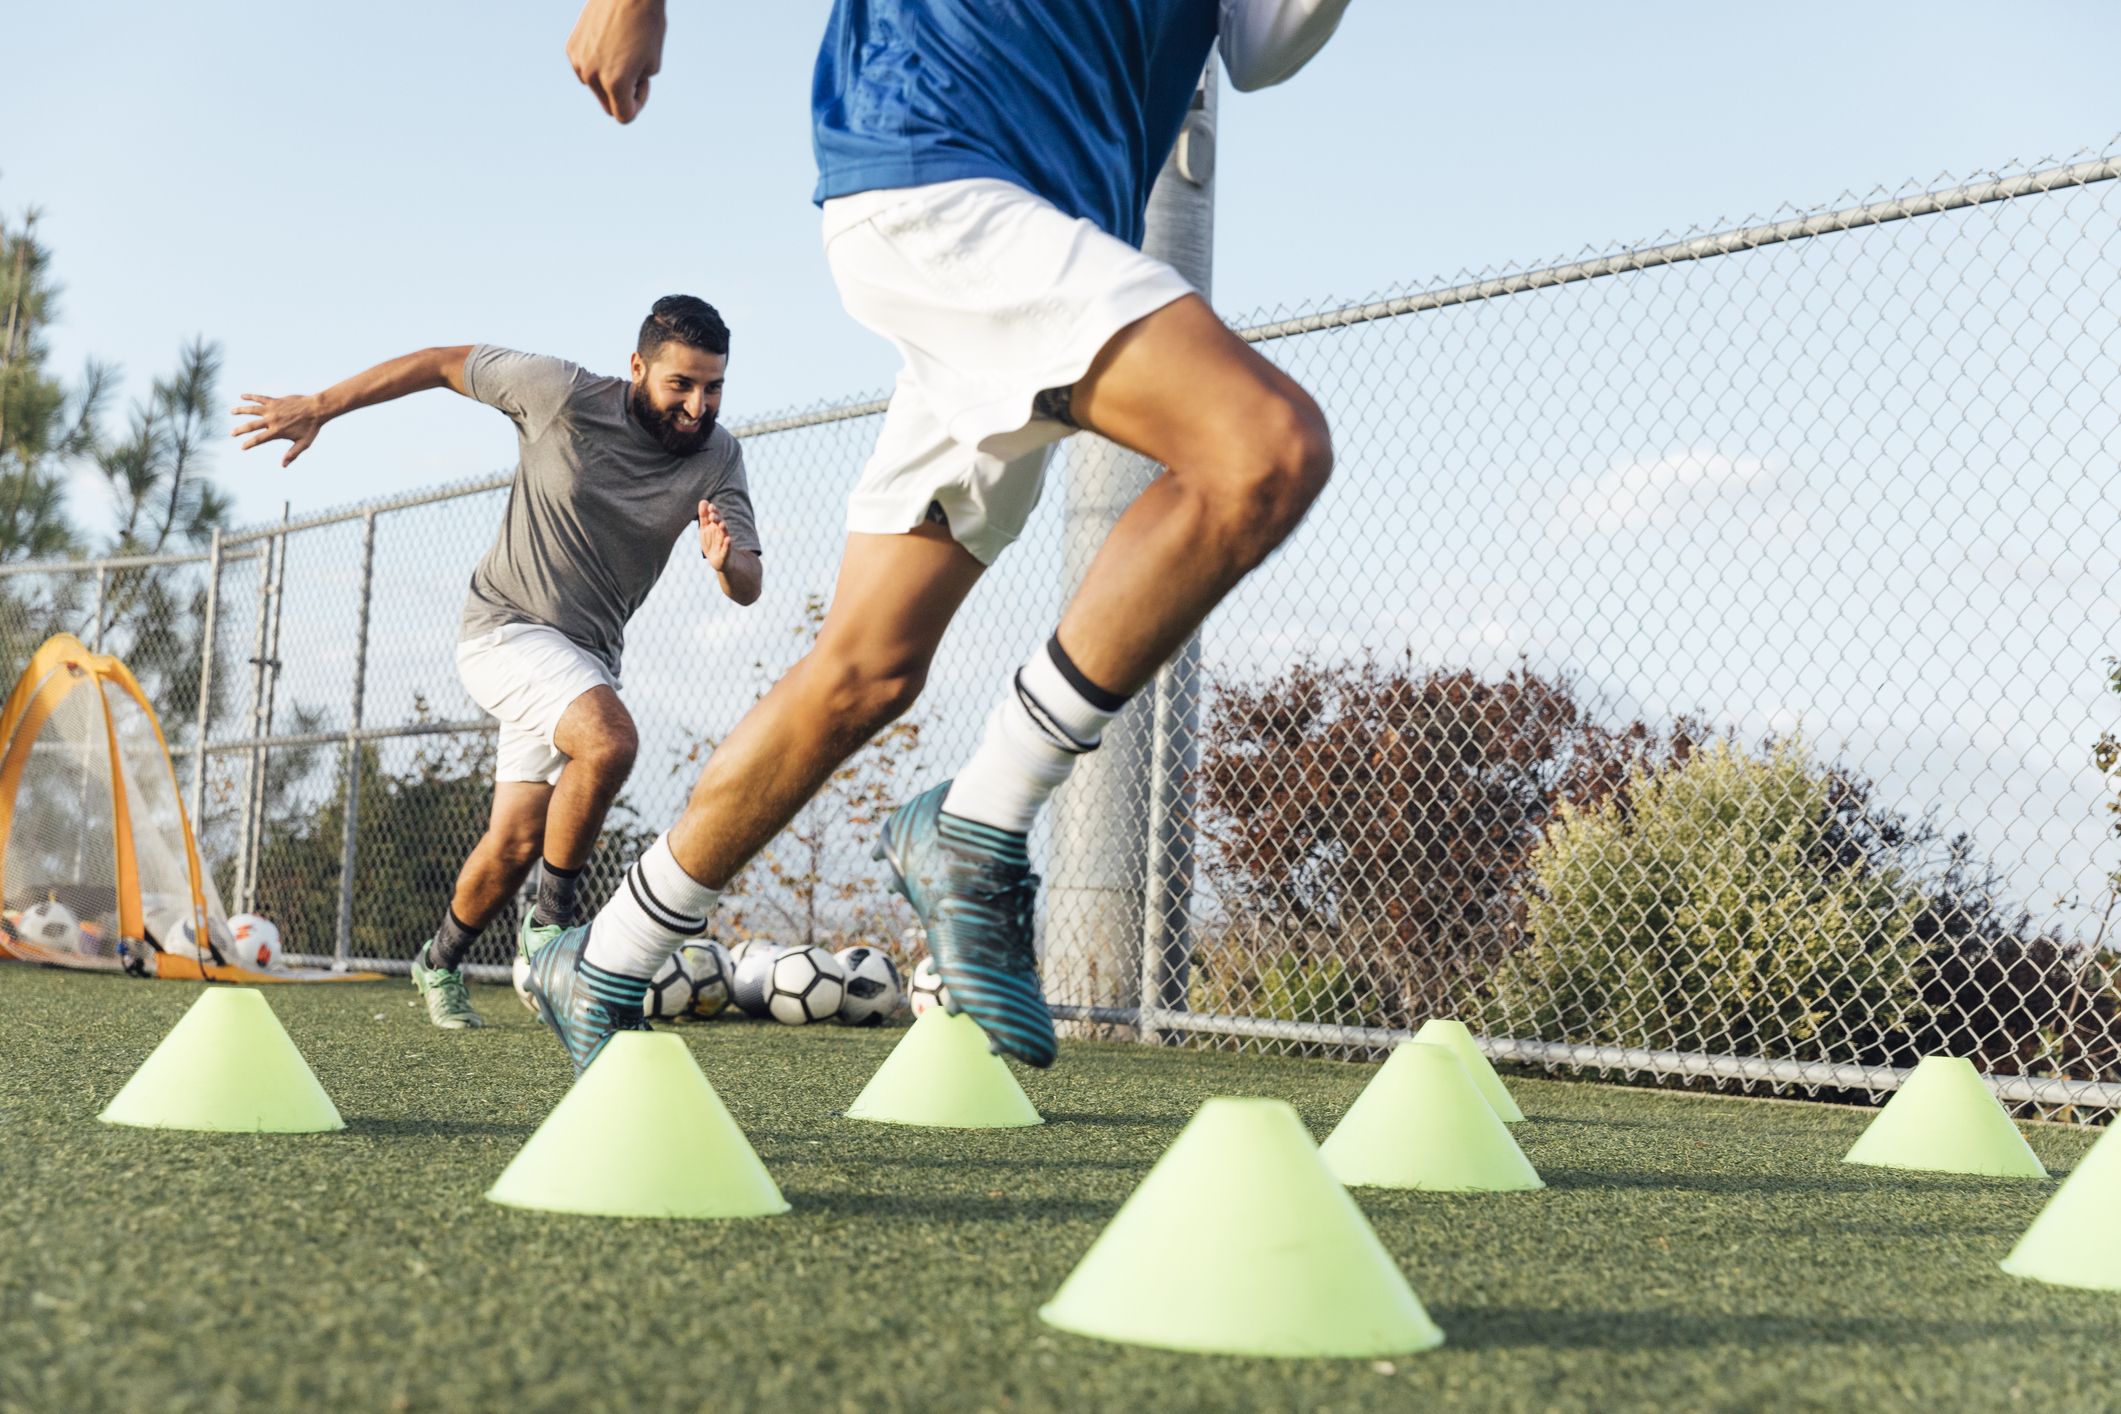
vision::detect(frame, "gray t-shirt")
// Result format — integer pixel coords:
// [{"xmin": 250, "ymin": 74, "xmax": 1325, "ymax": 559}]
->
[{"xmin": 458, "ymin": 344, "xmax": 762, "ymax": 677}]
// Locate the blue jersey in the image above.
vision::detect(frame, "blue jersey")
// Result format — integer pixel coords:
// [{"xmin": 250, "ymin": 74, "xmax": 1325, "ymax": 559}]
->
[{"xmin": 812, "ymin": 0, "xmax": 1220, "ymax": 250}]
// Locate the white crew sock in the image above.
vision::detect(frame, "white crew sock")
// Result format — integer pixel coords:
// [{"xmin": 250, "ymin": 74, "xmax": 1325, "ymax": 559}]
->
[
  {"xmin": 942, "ymin": 636, "xmax": 1128, "ymax": 833},
  {"xmin": 583, "ymin": 833, "xmax": 721, "ymax": 979}
]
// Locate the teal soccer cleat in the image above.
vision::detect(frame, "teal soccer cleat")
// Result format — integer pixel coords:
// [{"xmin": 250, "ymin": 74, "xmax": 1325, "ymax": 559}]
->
[
  {"xmin": 873, "ymin": 781, "xmax": 1057, "ymax": 1069},
  {"xmin": 411, "ymin": 940, "xmax": 485, "ymax": 1030},
  {"xmin": 522, "ymin": 922, "xmax": 649, "ymax": 1075}
]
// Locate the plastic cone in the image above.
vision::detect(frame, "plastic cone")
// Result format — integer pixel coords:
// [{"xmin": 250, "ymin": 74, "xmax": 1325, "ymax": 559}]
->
[
  {"xmin": 845, "ymin": 1008, "xmax": 1043, "ymax": 1129},
  {"xmin": 99, "ymin": 987, "xmax": 343, "ymax": 1133},
  {"xmin": 2001, "ymin": 1121, "xmax": 2121, "ymax": 1290},
  {"xmin": 487, "ymin": 1031, "xmax": 788, "ymax": 1219},
  {"xmin": 1320, "ymin": 1041, "xmax": 1543, "ymax": 1192},
  {"xmin": 1411, "ymin": 1018, "xmax": 1525, "ymax": 1122},
  {"xmin": 1039, "ymin": 1097, "xmax": 1445, "ymax": 1358},
  {"xmin": 1842, "ymin": 1055, "xmax": 2047, "ymax": 1178}
]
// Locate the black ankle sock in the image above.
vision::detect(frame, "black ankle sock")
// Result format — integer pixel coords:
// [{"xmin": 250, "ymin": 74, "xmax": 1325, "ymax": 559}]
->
[
  {"xmin": 534, "ymin": 860, "xmax": 583, "ymax": 929},
  {"xmin": 430, "ymin": 909, "xmax": 481, "ymax": 972}
]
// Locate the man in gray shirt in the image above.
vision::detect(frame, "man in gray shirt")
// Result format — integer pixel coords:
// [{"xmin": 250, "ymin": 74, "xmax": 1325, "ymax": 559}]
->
[{"xmin": 231, "ymin": 296, "xmax": 763, "ymax": 1028}]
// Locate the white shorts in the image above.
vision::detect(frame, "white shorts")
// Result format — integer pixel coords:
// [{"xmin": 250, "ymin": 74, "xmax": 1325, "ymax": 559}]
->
[
  {"xmin": 822, "ymin": 178, "xmax": 1197, "ymax": 564},
  {"xmin": 455, "ymin": 623, "xmax": 618, "ymax": 785}
]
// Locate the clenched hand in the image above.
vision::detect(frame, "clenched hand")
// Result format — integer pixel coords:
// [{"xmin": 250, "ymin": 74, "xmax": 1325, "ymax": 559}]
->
[{"xmin": 567, "ymin": 0, "xmax": 667, "ymax": 124}]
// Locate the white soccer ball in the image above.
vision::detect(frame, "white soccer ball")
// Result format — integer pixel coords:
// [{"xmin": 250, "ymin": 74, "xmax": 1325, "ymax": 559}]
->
[
  {"xmin": 20, "ymin": 899, "xmax": 80, "ymax": 954},
  {"xmin": 729, "ymin": 940, "xmax": 783, "ymax": 1018},
  {"xmin": 834, "ymin": 944, "xmax": 904, "ymax": 1027},
  {"xmin": 154, "ymin": 910, "xmax": 211, "ymax": 962},
  {"xmin": 909, "ymin": 956, "xmax": 951, "ymax": 1017},
  {"xmin": 766, "ymin": 944, "xmax": 845, "ymax": 1026},
  {"xmin": 690, "ymin": 940, "xmax": 734, "ymax": 1019},
  {"xmin": 228, "ymin": 913, "xmax": 283, "ymax": 970},
  {"xmin": 511, "ymin": 953, "xmax": 537, "ymax": 1012},
  {"xmin": 643, "ymin": 946, "xmax": 706, "ymax": 1021}
]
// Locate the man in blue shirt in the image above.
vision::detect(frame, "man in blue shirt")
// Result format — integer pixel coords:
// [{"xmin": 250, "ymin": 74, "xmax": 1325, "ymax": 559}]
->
[{"xmin": 536, "ymin": 0, "xmax": 1353, "ymax": 1073}]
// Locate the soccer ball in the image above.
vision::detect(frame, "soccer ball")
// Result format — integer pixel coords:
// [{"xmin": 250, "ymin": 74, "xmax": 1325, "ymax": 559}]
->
[
  {"xmin": 153, "ymin": 910, "xmax": 211, "ymax": 962},
  {"xmin": 766, "ymin": 944, "xmax": 845, "ymax": 1025},
  {"xmin": 228, "ymin": 913, "xmax": 283, "ymax": 970},
  {"xmin": 729, "ymin": 940, "xmax": 783, "ymax": 1018},
  {"xmin": 909, "ymin": 956, "xmax": 952, "ymax": 1017},
  {"xmin": 20, "ymin": 899, "xmax": 80, "ymax": 954},
  {"xmin": 644, "ymin": 946, "xmax": 709, "ymax": 1021},
  {"xmin": 690, "ymin": 940, "xmax": 734, "ymax": 1019},
  {"xmin": 834, "ymin": 945, "xmax": 904, "ymax": 1027},
  {"xmin": 511, "ymin": 953, "xmax": 536, "ymax": 1012}
]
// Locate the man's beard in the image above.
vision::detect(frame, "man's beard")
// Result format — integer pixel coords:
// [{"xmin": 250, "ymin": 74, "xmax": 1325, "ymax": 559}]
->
[{"xmin": 629, "ymin": 382, "xmax": 715, "ymax": 456}]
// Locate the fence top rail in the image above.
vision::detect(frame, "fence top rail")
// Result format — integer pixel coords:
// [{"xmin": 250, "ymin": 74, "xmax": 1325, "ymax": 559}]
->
[
  {"xmin": 1239, "ymin": 152, "xmax": 2121, "ymax": 344},
  {"xmin": 0, "ymin": 147, "xmax": 2110, "ymax": 576},
  {"xmin": 0, "ymin": 544, "xmax": 267, "ymax": 580}
]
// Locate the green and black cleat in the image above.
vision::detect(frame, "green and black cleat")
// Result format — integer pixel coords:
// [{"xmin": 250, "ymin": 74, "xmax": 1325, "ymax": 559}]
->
[{"xmin": 873, "ymin": 781, "xmax": 1057, "ymax": 1069}]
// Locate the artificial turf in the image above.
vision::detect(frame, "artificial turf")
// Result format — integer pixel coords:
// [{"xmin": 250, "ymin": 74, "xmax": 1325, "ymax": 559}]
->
[{"xmin": 3, "ymin": 967, "xmax": 2117, "ymax": 1413}]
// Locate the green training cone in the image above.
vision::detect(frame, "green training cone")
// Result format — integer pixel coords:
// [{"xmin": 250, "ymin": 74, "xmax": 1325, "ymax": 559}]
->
[
  {"xmin": 1320, "ymin": 1041, "xmax": 1544, "ymax": 1192},
  {"xmin": 1842, "ymin": 1055, "xmax": 2047, "ymax": 1178},
  {"xmin": 99, "ymin": 987, "xmax": 343, "ymax": 1133},
  {"xmin": 845, "ymin": 1007, "xmax": 1043, "ymax": 1129},
  {"xmin": 2001, "ymin": 1120, "xmax": 2121, "ymax": 1290},
  {"xmin": 487, "ymin": 1031, "xmax": 788, "ymax": 1219},
  {"xmin": 1039, "ymin": 1097, "xmax": 1445, "ymax": 1358},
  {"xmin": 1411, "ymin": 1018, "xmax": 1525, "ymax": 1122}
]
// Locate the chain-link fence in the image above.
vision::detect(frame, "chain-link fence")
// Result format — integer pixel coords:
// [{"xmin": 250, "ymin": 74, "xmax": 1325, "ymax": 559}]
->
[{"xmin": 6, "ymin": 143, "xmax": 2120, "ymax": 1116}]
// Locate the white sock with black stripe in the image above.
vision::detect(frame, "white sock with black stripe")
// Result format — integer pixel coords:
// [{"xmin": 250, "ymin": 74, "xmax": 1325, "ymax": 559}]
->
[
  {"xmin": 942, "ymin": 635, "xmax": 1129, "ymax": 834},
  {"xmin": 583, "ymin": 833, "xmax": 720, "ymax": 980}
]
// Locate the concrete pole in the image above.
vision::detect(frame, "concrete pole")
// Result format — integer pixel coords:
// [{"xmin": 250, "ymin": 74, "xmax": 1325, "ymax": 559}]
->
[{"xmin": 1046, "ymin": 64, "xmax": 1216, "ymax": 1038}]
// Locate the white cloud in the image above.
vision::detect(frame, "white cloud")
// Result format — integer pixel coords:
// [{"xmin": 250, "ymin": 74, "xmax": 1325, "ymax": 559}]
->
[{"xmin": 1548, "ymin": 446, "xmax": 1775, "ymax": 537}]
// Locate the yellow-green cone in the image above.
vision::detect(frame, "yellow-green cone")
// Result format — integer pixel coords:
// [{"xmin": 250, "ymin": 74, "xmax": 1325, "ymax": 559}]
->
[
  {"xmin": 1039, "ymin": 1097, "xmax": 1445, "ymax": 1358},
  {"xmin": 1411, "ymin": 1018, "xmax": 1525, "ymax": 1122},
  {"xmin": 845, "ymin": 1008, "xmax": 1042, "ymax": 1129},
  {"xmin": 1321, "ymin": 1041, "xmax": 1544, "ymax": 1192},
  {"xmin": 2001, "ymin": 1120, "xmax": 2121, "ymax": 1290},
  {"xmin": 1842, "ymin": 1055, "xmax": 2047, "ymax": 1178},
  {"xmin": 99, "ymin": 987, "xmax": 343, "ymax": 1133},
  {"xmin": 487, "ymin": 1031, "xmax": 789, "ymax": 1219}
]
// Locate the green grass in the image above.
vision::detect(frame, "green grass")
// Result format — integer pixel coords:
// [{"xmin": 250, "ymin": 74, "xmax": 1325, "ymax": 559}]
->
[{"xmin": 3, "ymin": 968, "xmax": 2118, "ymax": 1413}]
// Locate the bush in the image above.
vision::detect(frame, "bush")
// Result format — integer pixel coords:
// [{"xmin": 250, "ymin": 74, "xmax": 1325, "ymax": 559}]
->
[
  {"xmin": 1197, "ymin": 656, "xmax": 1688, "ymax": 1027},
  {"xmin": 1482, "ymin": 739, "xmax": 1929, "ymax": 1062}
]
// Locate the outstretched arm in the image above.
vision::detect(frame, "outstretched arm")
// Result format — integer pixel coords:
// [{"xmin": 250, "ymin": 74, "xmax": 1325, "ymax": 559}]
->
[
  {"xmin": 698, "ymin": 501, "xmax": 763, "ymax": 606},
  {"xmin": 231, "ymin": 345, "xmax": 472, "ymax": 468},
  {"xmin": 567, "ymin": 0, "xmax": 667, "ymax": 123},
  {"xmin": 1219, "ymin": 0, "xmax": 1355, "ymax": 91}
]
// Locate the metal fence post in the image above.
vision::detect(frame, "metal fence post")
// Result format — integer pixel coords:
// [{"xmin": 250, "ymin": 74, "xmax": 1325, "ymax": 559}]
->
[
  {"xmin": 91, "ymin": 565, "xmax": 106, "ymax": 652},
  {"xmin": 187, "ymin": 532, "xmax": 224, "ymax": 903},
  {"xmin": 234, "ymin": 511, "xmax": 282, "ymax": 911},
  {"xmin": 1047, "ymin": 62, "xmax": 1215, "ymax": 1038},
  {"xmin": 334, "ymin": 511, "xmax": 378, "ymax": 968},
  {"xmin": 242, "ymin": 506, "xmax": 292, "ymax": 915}
]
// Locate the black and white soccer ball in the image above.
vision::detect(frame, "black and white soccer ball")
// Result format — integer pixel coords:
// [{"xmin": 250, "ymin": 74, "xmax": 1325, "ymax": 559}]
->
[
  {"xmin": 689, "ymin": 940, "xmax": 734, "ymax": 1019},
  {"xmin": 643, "ymin": 947, "xmax": 703, "ymax": 1021},
  {"xmin": 833, "ymin": 945, "xmax": 904, "ymax": 1027},
  {"xmin": 908, "ymin": 956, "xmax": 952, "ymax": 1017},
  {"xmin": 729, "ymin": 940, "xmax": 783, "ymax": 1018},
  {"xmin": 766, "ymin": 944, "xmax": 845, "ymax": 1025},
  {"xmin": 21, "ymin": 899, "xmax": 81, "ymax": 954}
]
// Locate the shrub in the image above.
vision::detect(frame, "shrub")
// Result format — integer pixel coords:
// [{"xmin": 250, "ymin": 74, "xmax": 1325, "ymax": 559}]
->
[{"xmin": 1482, "ymin": 739, "xmax": 1929, "ymax": 1061}]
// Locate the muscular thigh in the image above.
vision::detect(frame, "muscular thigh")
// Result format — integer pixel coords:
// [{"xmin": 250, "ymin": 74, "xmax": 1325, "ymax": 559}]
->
[
  {"xmin": 1066, "ymin": 294, "xmax": 1322, "ymax": 479},
  {"xmin": 551, "ymin": 684, "xmax": 635, "ymax": 762}
]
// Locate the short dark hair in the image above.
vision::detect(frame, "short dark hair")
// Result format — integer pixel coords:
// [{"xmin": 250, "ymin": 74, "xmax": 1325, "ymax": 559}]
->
[{"xmin": 638, "ymin": 295, "xmax": 730, "ymax": 361}]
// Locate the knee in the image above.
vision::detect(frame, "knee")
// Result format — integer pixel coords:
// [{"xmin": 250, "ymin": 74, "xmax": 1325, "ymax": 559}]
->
[
  {"xmin": 574, "ymin": 718, "xmax": 639, "ymax": 783},
  {"xmin": 809, "ymin": 648, "xmax": 927, "ymax": 740},
  {"xmin": 1210, "ymin": 391, "xmax": 1334, "ymax": 560}
]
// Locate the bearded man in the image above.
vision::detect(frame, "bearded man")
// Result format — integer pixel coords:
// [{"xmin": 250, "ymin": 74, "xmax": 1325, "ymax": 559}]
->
[{"xmin": 233, "ymin": 295, "xmax": 763, "ymax": 1029}]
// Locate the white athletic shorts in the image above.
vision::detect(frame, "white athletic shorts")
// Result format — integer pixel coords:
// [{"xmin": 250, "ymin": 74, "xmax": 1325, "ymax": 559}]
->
[
  {"xmin": 822, "ymin": 178, "xmax": 1198, "ymax": 565},
  {"xmin": 454, "ymin": 623, "xmax": 618, "ymax": 785}
]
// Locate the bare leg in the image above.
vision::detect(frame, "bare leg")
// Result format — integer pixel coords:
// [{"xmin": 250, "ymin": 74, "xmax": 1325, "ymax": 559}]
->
[
  {"xmin": 1056, "ymin": 293, "xmax": 1333, "ymax": 691},
  {"xmin": 545, "ymin": 686, "xmax": 639, "ymax": 868},
  {"xmin": 665, "ymin": 522, "xmax": 985, "ymax": 886},
  {"xmin": 449, "ymin": 782, "xmax": 551, "ymax": 928}
]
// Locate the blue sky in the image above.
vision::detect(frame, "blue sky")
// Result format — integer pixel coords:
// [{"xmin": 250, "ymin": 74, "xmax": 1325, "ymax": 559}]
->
[{"xmin": 3, "ymin": 1, "xmax": 2116, "ymax": 528}]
